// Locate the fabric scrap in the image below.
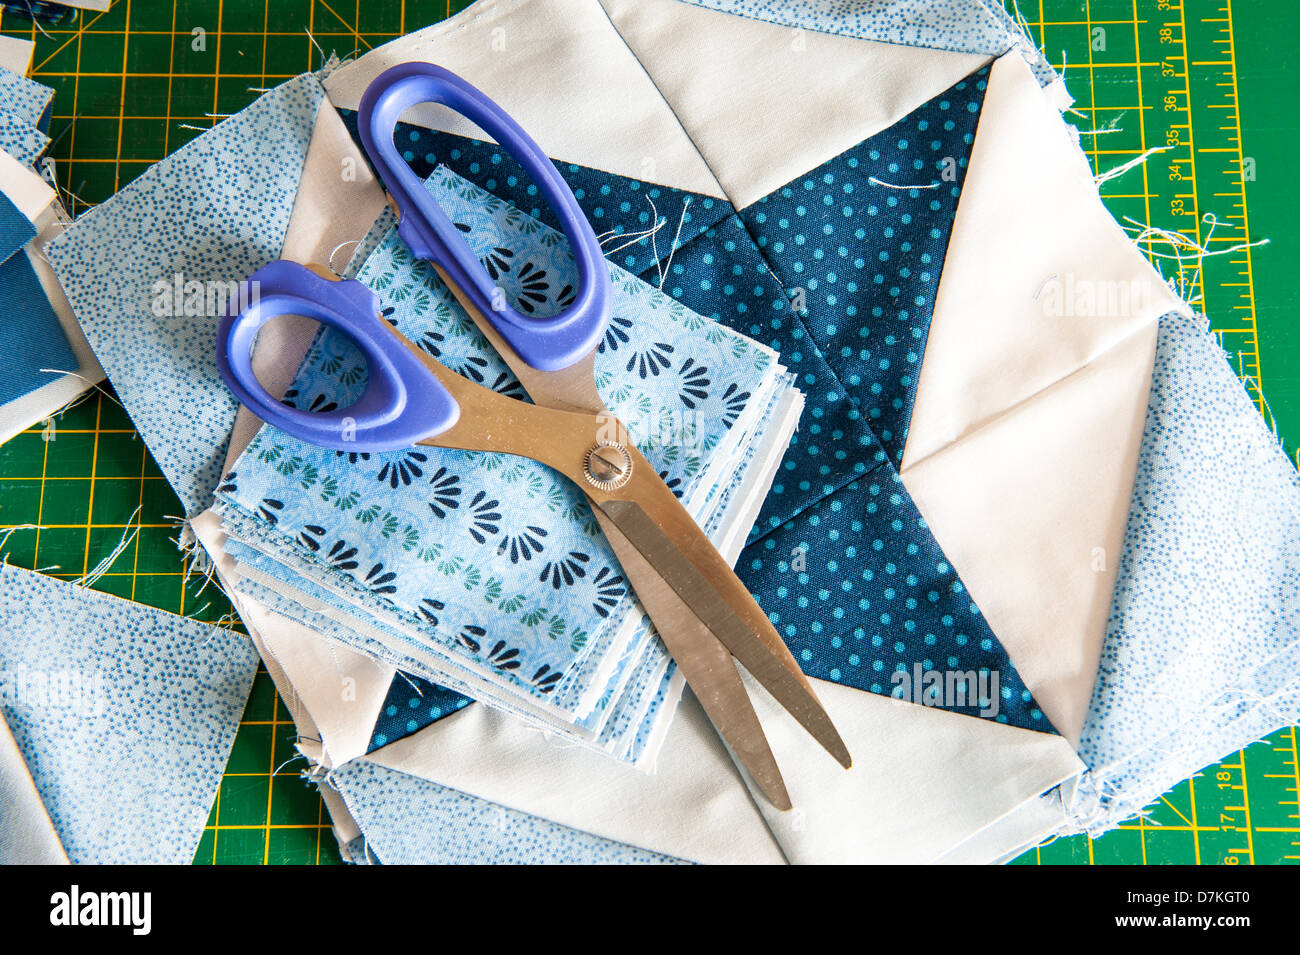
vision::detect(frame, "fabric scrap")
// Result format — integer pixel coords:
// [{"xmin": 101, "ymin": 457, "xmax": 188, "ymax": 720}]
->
[
  {"xmin": 331, "ymin": 758, "xmax": 681, "ymax": 864},
  {"xmin": 1075, "ymin": 311, "xmax": 1300, "ymax": 831},
  {"xmin": 45, "ymin": 72, "xmax": 327, "ymax": 518},
  {"xmin": 0, "ymin": 64, "xmax": 52, "ymax": 129},
  {"xmin": 0, "ymin": 706, "xmax": 67, "ymax": 864},
  {"xmin": 0, "ymin": 564, "xmax": 258, "ymax": 864},
  {"xmin": 0, "ymin": 248, "xmax": 79, "ymax": 405},
  {"xmin": 0, "ymin": 111, "xmax": 49, "ymax": 167}
]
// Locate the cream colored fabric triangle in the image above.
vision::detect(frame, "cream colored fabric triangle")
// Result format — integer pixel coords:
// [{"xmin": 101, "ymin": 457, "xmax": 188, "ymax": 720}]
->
[
  {"xmin": 322, "ymin": 0, "xmax": 726, "ymax": 198},
  {"xmin": 599, "ymin": 0, "xmax": 992, "ymax": 209},
  {"xmin": 901, "ymin": 52, "xmax": 1186, "ymax": 742},
  {"xmin": 368, "ymin": 673, "xmax": 1082, "ymax": 864}
]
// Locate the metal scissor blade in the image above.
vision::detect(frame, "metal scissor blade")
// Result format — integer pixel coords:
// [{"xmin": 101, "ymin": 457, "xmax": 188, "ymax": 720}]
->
[
  {"xmin": 597, "ymin": 498, "xmax": 851, "ymax": 771},
  {"xmin": 592, "ymin": 509, "xmax": 790, "ymax": 810}
]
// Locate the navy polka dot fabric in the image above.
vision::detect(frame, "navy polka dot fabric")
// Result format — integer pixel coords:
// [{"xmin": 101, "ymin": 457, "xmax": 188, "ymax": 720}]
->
[
  {"xmin": 369, "ymin": 674, "xmax": 472, "ymax": 752},
  {"xmin": 740, "ymin": 66, "xmax": 988, "ymax": 466},
  {"xmin": 340, "ymin": 63, "xmax": 1055, "ymax": 738}
]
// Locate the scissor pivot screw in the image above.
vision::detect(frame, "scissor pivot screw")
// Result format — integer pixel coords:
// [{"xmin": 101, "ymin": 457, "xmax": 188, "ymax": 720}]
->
[{"xmin": 584, "ymin": 441, "xmax": 633, "ymax": 492}]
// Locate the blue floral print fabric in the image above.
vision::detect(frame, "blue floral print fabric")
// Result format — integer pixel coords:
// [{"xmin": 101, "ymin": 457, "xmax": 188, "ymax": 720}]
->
[{"xmin": 217, "ymin": 167, "xmax": 793, "ymax": 756}]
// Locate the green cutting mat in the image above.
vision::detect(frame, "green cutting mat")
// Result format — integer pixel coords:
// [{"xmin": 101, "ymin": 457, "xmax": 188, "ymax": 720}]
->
[{"xmin": 0, "ymin": 0, "xmax": 1294, "ymax": 865}]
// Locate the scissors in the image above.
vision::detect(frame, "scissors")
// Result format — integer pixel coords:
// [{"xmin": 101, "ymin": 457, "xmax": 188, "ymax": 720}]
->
[{"xmin": 215, "ymin": 62, "xmax": 850, "ymax": 809}]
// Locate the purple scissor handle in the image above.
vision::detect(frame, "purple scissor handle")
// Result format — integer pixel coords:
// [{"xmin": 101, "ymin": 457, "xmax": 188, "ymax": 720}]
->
[
  {"xmin": 215, "ymin": 260, "xmax": 460, "ymax": 452},
  {"xmin": 358, "ymin": 61, "xmax": 611, "ymax": 373}
]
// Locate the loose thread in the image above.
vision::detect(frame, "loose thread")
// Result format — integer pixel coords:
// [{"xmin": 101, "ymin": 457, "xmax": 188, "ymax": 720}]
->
[
  {"xmin": 1094, "ymin": 145, "xmax": 1173, "ymax": 186},
  {"xmin": 72, "ymin": 505, "xmax": 141, "ymax": 589},
  {"xmin": 868, "ymin": 176, "xmax": 939, "ymax": 190},
  {"xmin": 658, "ymin": 196, "xmax": 691, "ymax": 291}
]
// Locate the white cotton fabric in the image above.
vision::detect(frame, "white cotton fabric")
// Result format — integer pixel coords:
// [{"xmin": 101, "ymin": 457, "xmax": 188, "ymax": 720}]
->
[
  {"xmin": 900, "ymin": 53, "xmax": 1185, "ymax": 743},
  {"xmin": 322, "ymin": 0, "xmax": 726, "ymax": 198},
  {"xmin": 0, "ymin": 37, "xmax": 33, "ymax": 81},
  {"xmin": 0, "ymin": 707, "xmax": 68, "ymax": 865},
  {"xmin": 599, "ymin": 0, "xmax": 991, "ymax": 209}
]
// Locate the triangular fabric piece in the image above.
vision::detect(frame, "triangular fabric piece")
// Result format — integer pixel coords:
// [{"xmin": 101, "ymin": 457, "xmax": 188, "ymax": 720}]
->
[
  {"xmin": 737, "ymin": 65, "xmax": 988, "ymax": 465},
  {"xmin": 0, "ymin": 186, "xmax": 36, "ymax": 264},
  {"xmin": 900, "ymin": 55, "xmax": 1182, "ymax": 742},
  {"xmin": 740, "ymin": 464, "xmax": 1053, "ymax": 731},
  {"xmin": 0, "ymin": 563, "xmax": 257, "ymax": 863},
  {"xmin": 614, "ymin": 186, "xmax": 1051, "ymax": 733},
  {"xmin": 601, "ymin": 0, "xmax": 990, "ymax": 210},
  {"xmin": 368, "ymin": 673, "xmax": 473, "ymax": 752}
]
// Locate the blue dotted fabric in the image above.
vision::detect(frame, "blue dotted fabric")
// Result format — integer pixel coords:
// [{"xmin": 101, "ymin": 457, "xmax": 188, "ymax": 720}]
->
[
  {"xmin": 629, "ymin": 216, "xmax": 1049, "ymax": 727},
  {"xmin": 333, "ymin": 758, "xmax": 681, "ymax": 864},
  {"xmin": 0, "ymin": 65, "xmax": 53, "ymax": 131},
  {"xmin": 369, "ymin": 673, "xmax": 473, "ymax": 752},
  {"xmin": 0, "ymin": 563, "xmax": 258, "ymax": 864},
  {"xmin": 643, "ymin": 214, "xmax": 881, "ymax": 532},
  {"xmin": 739, "ymin": 66, "xmax": 988, "ymax": 466},
  {"xmin": 339, "ymin": 65, "xmax": 1053, "ymax": 737},
  {"xmin": 632, "ymin": 67, "xmax": 1047, "ymax": 731}
]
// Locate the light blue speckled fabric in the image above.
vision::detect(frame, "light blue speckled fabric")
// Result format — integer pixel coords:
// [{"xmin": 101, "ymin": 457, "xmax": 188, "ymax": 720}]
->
[
  {"xmin": 1074, "ymin": 312, "xmax": 1300, "ymax": 831},
  {"xmin": 0, "ymin": 64, "xmax": 52, "ymax": 129},
  {"xmin": 45, "ymin": 72, "xmax": 327, "ymax": 518},
  {"xmin": 331, "ymin": 759, "xmax": 682, "ymax": 864},
  {"xmin": 0, "ymin": 564, "xmax": 259, "ymax": 864},
  {"xmin": 0, "ymin": 111, "xmax": 49, "ymax": 166}
]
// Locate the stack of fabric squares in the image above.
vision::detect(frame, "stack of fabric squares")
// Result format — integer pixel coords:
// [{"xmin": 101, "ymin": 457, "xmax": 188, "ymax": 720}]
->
[{"xmin": 212, "ymin": 167, "xmax": 801, "ymax": 764}]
